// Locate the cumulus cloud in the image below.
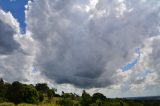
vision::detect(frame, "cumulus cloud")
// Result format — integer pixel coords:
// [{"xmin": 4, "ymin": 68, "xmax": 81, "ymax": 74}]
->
[
  {"xmin": 0, "ymin": 19, "xmax": 20, "ymax": 54},
  {"xmin": 0, "ymin": 10, "xmax": 21, "ymax": 54},
  {"xmin": 0, "ymin": 0, "xmax": 159, "ymax": 97},
  {"xmin": 113, "ymin": 36, "xmax": 160, "ymax": 97},
  {"xmin": 0, "ymin": 9, "xmax": 36, "ymax": 82},
  {"xmin": 26, "ymin": 0, "xmax": 160, "ymax": 89}
]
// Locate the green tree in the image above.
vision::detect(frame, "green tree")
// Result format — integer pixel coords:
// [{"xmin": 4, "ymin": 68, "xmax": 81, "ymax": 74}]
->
[
  {"xmin": 0, "ymin": 79, "xmax": 4, "ymax": 85},
  {"xmin": 23, "ymin": 85, "xmax": 39, "ymax": 103},
  {"xmin": 47, "ymin": 88, "xmax": 55, "ymax": 100},
  {"xmin": 81, "ymin": 90, "xmax": 92, "ymax": 106},
  {"xmin": 92, "ymin": 93, "xmax": 106, "ymax": 102},
  {"xmin": 6, "ymin": 81, "xmax": 24, "ymax": 104},
  {"xmin": 38, "ymin": 92, "xmax": 44, "ymax": 102},
  {"xmin": 0, "ymin": 78, "xmax": 7, "ymax": 102},
  {"xmin": 35, "ymin": 83, "xmax": 49, "ymax": 94},
  {"xmin": 62, "ymin": 93, "xmax": 75, "ymax": 99}
]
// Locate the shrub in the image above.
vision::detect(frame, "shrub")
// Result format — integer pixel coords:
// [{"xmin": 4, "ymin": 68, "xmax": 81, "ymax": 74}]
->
[{"xmin": 60, "ymin": 98, "xmax": 75, "ymax": 106}]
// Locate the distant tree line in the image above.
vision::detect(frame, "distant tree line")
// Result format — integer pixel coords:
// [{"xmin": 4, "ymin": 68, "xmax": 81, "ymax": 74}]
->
[{"xmin": 0, "ymin": 78, "xmax": 159, "ymax": 106}]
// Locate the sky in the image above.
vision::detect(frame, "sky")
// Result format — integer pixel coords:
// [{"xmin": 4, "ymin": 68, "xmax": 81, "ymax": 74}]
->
[
  {"xmin": 0, "ymin": 0, "xmax": 28, "ymax": 33},
  {"xmin": 0, "ymin": 0, "xmax": 160, "ymax": 97}
]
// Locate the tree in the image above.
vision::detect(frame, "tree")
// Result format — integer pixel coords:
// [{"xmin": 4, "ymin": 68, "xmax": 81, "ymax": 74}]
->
[
  {"xmin": 0, "ymin": 78, "xmax": 4, "ymax": 85},
  {"xmin": 0, "ymin": 78, "xmax": 7, "ymax": 102},
  {"xmin": 23, "ymin": 85, "xmax": 39, "ymax": 103},
  {"xmin": 6, "ymin": 81, "xmax": 24, "ymax": 104},
  {"xmin": 81, "ymin": 90, "xmax": 92, "ymax": 106},
  {"xmin": 38, "ymin": 92, "xmax": 44, "ymax": 102},
  {"xmin": 35, "ymin": 83, "xmax": 49, "ymax": 94},
  {"xmin": 62, "ymin": 92, "xmax": 79, "ymax": 101},
  {"xmin": 92, "ymin": 93, "xmax": 106, "ymax": 102},
  {"xmin": 47, "ymin": 88, "xmax": 55, "ymax": 100}
]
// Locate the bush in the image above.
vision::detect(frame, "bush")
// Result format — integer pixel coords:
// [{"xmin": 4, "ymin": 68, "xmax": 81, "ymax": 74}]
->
[
  {"xmin": 0, "ymin": 97, "xmax": 7, "ymax": 103},
  {"xmin": 60, "ymin": 98, "xmax": 75, "ymax": 106}
]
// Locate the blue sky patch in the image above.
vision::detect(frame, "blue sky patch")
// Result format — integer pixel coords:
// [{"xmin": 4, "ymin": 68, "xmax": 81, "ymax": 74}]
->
[
  {"xmin": 122, "ymin": 48, "xmax": 141, "ymax": 72},
  {"xmin": 0, "ymin": 0, "xmax": 28, "ymax": 33}
]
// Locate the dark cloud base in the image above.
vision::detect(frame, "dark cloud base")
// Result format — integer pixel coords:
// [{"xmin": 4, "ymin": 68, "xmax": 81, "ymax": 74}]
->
[{"xmin": 0, "ymin": 19, "xmax": 20, "ymax": 54}]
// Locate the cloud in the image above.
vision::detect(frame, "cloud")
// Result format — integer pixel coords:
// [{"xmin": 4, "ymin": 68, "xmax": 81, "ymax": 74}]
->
[
  {"xmin": 0, "ymin": 9, "xmax": 37, "ymax": 82},
  {"xmin": 113, "ymin": 36, "xmax": 160, "ymax": 97},
  {"xmin": 0, "ymin": 19, "xmax": 20, "ymax": 54},
  {"xmin": 0, "ymin": 0, "xmax": 159, "ymax": 97},
  {"xmin": 26, "ymin": 0, "xmax": 160, "ymax": 89},
  {"xmin": 0, "ymin": 10, "xmax": 21, "ymax": 54}
]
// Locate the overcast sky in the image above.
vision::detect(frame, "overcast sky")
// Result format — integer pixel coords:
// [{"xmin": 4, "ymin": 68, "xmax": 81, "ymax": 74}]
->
[{"xmin": 0, "ymin": 0, "xmax": 160, "ymax": 97}]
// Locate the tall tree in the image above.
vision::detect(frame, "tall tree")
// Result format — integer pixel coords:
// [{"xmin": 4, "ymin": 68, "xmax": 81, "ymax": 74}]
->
[{"xmin": 81, "ymin": 90, "xmax": 92, "ymax": 106}]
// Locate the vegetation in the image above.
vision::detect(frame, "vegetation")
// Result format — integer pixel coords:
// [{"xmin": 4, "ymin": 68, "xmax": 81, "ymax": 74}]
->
[{"xmin": 0, "ymin": 78, "xmax": 159, "ymax": 106}]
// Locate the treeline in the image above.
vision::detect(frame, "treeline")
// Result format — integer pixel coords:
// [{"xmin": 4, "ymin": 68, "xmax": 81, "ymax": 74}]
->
[
  {"xmin": 0, "ymin": 78, "xmax": 159, "ymax": 106},
  {"xmin": 0, "ymin": 78, "xmax": 57, "ymax": 104}
]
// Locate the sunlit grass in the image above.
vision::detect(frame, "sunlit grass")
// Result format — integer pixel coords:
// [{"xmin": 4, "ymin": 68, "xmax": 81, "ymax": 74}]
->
[
  {"xmin": 17, "ymin": 97, "xmax": 61, "ymax": 106},
  {"xmin": 0, "ymin": 102, "xmax": 15, "ymax": 106},
  {"xmin": 17, "ymin": 103, "xmax": 59, "ymax": 106}
]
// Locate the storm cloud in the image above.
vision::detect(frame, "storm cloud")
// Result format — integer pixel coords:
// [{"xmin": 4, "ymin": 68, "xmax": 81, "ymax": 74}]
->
[{"xmin": 26, "ymin": 0, "xmax": 160, "ymax": 88}]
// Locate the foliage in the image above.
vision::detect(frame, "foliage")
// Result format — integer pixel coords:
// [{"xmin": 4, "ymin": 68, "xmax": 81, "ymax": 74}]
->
[
  {"xmin": 35, "ymin": 83, "xmax": 49, "ymax": 94},
  {"xmin": 81, "ymin": 90, "xmax": 92, "ymax": 106},
  {"xmin": 6, "ymin": 81, "xmax": 24, "ymax": 104},
  {"xmin": 38, "ymin": 92, "xmax": 44, "ymax": 102},
  {"xmin": 59, "ymin": 98, "xmax": 75, "ymax": 106},
  {"xmin": 0, "ymin": 78, "xmax": 159, "ymax": 106},
  {"xmin": 47, "ymin": 89, "xmax": 55, "ymax": 101},
  {"xmin": 23, "ymin": 85, "xmax": 39, "ymax": 103},
  {"xmin": 92, "ymin": 93, "xmax": 106, "ymax": 101},
  {"xmin": 0, "ymin": 79, "xmax": 9, "ymax": 103}
]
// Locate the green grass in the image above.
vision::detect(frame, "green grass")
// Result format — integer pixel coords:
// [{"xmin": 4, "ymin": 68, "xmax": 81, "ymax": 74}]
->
[
  {"xmin": 0, "ymin": 97, "xmax": 61, "ymax": 106},
  {"xmin": 0, "ymin": 102, "xmax": 15, "ymax": 106},
  {"xmin": 17, "ymin": 103, "xmax": 59, "ymax": 106},
  {"xmin": 17, "ymin": 97, "xmax": 61, "ymax": 106}
]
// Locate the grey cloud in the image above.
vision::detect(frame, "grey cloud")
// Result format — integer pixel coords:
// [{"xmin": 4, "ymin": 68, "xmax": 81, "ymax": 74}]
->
[
  {"xmin": 149, "ymin": 38, "xmax": 160, "ymax": 84},
  {"xmin": 26, "ymin": 0, "xmax": 160, "ymax": 88},
  {"xmin": 0, "ymin": 19, "xmax": 20, "ymax": 54},
  {"xmin": 114, "ymin": 36, "xmax": 160, "ymax": 96}
]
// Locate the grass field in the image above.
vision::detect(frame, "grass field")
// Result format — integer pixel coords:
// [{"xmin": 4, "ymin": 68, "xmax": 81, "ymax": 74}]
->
[
  {"xmin": 0, "ymin": 102, "xmax": 60, "ymax": 106},
  {"xmin": 0, "ymin": 97, "xmax": 61, "ymax": 106}
]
